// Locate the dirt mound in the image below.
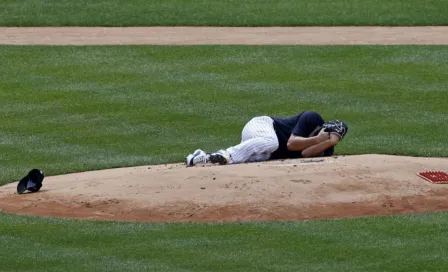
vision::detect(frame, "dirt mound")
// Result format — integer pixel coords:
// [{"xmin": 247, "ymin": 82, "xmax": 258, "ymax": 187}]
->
[{"xmin": 0, "ymin": 154, "xmax": 447, "ymax": 222}]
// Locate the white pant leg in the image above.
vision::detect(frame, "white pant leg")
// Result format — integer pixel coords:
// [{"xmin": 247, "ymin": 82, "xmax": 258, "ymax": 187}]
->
[
  {"xmin": 226, "ymin": 116, "xmax": 279, "ymax": 164},
  {"xmin": 245, "ymin": 152, "xmax": 272, "ymax": 163}
]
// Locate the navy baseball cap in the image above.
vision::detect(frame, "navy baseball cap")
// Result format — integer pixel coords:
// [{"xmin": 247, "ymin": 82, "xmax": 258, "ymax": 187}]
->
[{"xmin": 17, "ymin": 169, "xmax": 44, "ymax": 194}]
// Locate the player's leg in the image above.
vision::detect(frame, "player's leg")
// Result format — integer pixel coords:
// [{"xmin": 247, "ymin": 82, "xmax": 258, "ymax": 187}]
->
[
  {"xmin": 209, "ymin": 116, "xmax": 279, "ymax": 164},
  {"xmin": 245, "ymin": 152, "xmax": 273, "ymax": 163},
  {"xmin": 185, "ymin": 116, "xmax": 278, "ymax": 166},
  {"xmin": 211, "ymin": 137, "xmax": 278, "ymax": 164}
]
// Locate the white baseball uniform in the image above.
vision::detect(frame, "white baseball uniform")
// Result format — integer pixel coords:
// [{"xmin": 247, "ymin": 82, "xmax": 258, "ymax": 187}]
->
[{"xmin": 225, "ymin": 116, "xmax": 279, "ymax": 163}]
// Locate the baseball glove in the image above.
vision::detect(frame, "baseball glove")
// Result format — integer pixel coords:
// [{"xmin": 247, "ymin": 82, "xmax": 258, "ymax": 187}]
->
[{"xmin": 322, "ymin": 120, "xmax": 348, "ymax": 140}]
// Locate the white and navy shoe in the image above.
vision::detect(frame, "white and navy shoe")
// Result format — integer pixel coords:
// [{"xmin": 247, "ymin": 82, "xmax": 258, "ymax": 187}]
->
[
  {"xmin": 185, "ymin": 149, "xmax": 210, "ymax": 167},
  {"xmin": 209, "ymin": 150, "xmax": 231, "ymax": 165}
]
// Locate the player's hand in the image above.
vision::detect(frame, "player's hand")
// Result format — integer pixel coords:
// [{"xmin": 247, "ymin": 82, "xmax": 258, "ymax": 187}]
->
[
  {"xmin": 317, "ymin": 128, "xmax": 330, "ymax": 142},
  {"xmin": 329, "ymin": 132, "xmax": 341, "ymax": 144}
]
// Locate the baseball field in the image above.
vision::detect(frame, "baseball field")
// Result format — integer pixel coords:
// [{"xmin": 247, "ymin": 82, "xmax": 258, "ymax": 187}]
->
[{"xmin": 1, "ymin": 1, "xmax": 448, "ymax": 271}]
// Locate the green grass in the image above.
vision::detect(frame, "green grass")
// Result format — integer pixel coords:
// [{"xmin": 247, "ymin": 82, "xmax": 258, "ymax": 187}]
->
[
  {"xmin": 1, "ymin": 45, "xmax": 448, "ymax": 272},
  {"xmin": 1, "ymin": 45, "xmax": 447, "ymax": 185},
  {"xmin": 1, "ymin": 211, "xmax": 448, "ymax": 271},
  {"xmin": 1, "ymin": 0, "xmax": 448, "ymax": 26}
]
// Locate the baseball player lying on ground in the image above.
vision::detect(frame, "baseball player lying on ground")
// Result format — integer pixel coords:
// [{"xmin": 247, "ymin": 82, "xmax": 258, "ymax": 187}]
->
[{"xmin": 185, "ymin": 111, "xmax": 348, "ymax": 167}]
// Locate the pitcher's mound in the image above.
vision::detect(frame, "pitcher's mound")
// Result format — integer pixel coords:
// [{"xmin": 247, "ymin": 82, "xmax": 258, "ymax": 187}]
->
[{"xmin": 0, "ymin": 154, "xmax": 447, "ymax": 222}]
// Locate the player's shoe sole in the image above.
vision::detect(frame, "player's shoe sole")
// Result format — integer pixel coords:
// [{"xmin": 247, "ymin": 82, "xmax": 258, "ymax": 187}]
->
[{"xmin": 209, "ymin": 150, "xmax": 230, "ymax": 165}]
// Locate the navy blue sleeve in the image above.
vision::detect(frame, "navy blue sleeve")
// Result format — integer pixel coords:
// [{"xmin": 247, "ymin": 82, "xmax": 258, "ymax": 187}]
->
[
  {"xmin": 323, "ymin": 146, "xmax": 334, "ymax": 156},
  {"xmin": 291, "ymin": 111, "xmax": 325, "ymax": 137}
]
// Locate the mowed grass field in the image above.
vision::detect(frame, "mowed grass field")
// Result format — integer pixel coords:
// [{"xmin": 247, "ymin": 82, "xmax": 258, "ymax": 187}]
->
[
  {"xmin": 1, "ymin": 45, "xmax": 447, "ymax": 185},
  {"xmin": 2, "ymin": 212, "xmax": 448, "ymax": 272},
  {"xmin": 1, "ymin": 45, "xmax": 448, "ymax": 271},
  {"xmin": 1, "ymin": 0, "xmax": 448, "ymax": 26}
]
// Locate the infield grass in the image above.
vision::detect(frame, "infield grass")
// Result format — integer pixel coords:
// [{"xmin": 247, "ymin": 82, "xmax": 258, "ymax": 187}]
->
[
  {"xmin": 1, "ymin": 0, "xmax": 448, "ymax": 26},
  {"xmin": 1, "ymin": 211, "xmax": 448, "ymax": 271},
  {"xmin": 1, "ymin": 45, "xmax": 447, "ymax": 185},
  {"xmin": 1, "ymin": 45, "xmax": 448, "ymax": 271}
]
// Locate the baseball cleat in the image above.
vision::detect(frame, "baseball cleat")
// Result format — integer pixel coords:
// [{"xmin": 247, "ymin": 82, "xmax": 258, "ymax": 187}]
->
[
  {"xmin": 209, "ymin": 150, "xmax": 231, "ymax": 165},
  {"xmin": 185, "ymin": 149, "xmax": 209, "ymax": 167}
]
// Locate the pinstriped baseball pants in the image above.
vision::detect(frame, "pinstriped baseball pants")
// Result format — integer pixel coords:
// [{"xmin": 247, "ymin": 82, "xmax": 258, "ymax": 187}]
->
[{"xmin": 226, "ymin": 116, "xmax": 279, "ymax": 164}]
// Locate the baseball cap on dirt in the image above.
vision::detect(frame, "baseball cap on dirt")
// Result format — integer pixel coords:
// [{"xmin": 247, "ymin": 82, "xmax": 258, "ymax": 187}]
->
[{"xmin": 17, "ymin": 169, "xmax": 44, "ymax": 194}]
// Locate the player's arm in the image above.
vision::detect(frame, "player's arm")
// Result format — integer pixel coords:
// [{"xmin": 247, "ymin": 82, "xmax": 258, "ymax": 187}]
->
[
  {"xmin": 301, "ymin": 134, "xmax": 340, "ymax": 158},
  {"xmin": 287, "ymin": 128, "xmax": 329, "ymax": 151}
]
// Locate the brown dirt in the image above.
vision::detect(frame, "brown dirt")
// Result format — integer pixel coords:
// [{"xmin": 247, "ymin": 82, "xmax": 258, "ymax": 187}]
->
[
  {"xmin": 1, "ymin": 27, "xmax": 447, "ymax": 222},
  {"xmin": 1, "ymin": 26, "xmax": 448, "ymax": 45},
  {"xmin": 1, "ymin": 155, "xmax": 447, "ymax": 222}
]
